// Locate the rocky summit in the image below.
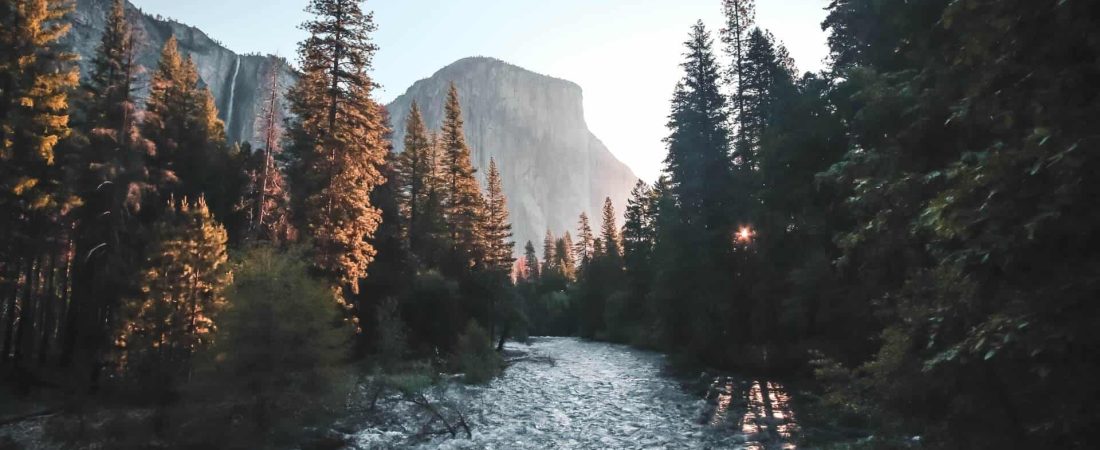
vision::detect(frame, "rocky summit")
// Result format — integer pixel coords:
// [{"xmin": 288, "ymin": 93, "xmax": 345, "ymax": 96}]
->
[{"xmin": 387, "ymin": 57, "xmax": 639, "ymax": 253}]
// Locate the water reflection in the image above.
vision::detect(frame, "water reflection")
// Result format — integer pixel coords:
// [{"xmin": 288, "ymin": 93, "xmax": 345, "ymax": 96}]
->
[{"xmin": 705, "ymin": 377, "xmax": 799, "ymax": 449}]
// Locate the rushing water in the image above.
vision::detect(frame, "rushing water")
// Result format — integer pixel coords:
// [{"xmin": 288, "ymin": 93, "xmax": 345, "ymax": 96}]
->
[{"xmin": 351, "ymin": 337, "xmax": 798, "ymax": 449}]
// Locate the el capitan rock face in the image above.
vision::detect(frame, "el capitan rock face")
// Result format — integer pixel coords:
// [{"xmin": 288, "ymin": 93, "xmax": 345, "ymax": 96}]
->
[
  {"xmin": 387, "ymin": 57, "xmax": 639, "ymax": 254},
  {"xmin": 65, "ymin": 0, "xmax": 296, "ymax": 146}
]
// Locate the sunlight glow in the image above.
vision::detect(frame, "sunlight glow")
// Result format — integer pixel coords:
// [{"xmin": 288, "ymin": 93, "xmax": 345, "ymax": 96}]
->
[{"xmin": 736, "ymin": 226, "xmax": 755, "ymax": 244}]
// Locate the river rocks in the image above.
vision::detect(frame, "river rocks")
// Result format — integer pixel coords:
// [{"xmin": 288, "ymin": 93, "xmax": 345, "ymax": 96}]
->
[{"xmin": 386, "ymin": 57, "xmax": 640, "ymax": 255}]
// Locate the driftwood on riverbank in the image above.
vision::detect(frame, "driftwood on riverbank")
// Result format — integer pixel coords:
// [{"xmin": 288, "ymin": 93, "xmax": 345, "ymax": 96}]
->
[{"xmin": 0, "ymin": 408, "xmax": 57, "ymax": 427}]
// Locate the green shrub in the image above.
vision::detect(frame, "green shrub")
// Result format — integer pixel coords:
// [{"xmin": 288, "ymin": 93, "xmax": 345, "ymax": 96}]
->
[
  {"xmin": 452, "ymin": 321, "xmax": 502, "ymax": 384},
  {"xmin": 374, "ymin": 297, "xmax": 409, "ymax": 369},
  {"xmin": 402, "ymin": 270, "xmax": 462, "ymax": 353},
  {"xmin": 181, "ymin": 245, "xmax": 353, "ymax": 447}
]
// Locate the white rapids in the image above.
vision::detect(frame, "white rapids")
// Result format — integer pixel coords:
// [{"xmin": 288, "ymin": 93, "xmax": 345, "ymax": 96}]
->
[{"xmin": 352, "ymin": 337, "xmax": 744, "ymax": 449}]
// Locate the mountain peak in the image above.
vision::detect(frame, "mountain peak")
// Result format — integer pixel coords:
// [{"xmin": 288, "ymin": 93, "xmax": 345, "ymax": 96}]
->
[
  {"xmin": 439, "ymin": 56, "xmax": 582, "ymax": 90},
  {"xmin": 387, "ymin": 58, "xmax": 637, "ymax": 253}
]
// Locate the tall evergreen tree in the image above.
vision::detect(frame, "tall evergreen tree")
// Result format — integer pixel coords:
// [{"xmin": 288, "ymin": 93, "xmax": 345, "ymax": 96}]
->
[
  {"xmin": 285, "ymin": 0, "xmax": 388, "ymax": 296},
  {"xmin": 242, "ymin": 60, "xmax": 293, "ymax": 244},
  {"xmin": 241, "ymin": 143, "xmax": 294, "ymax": 244},
  {"xmin": 118, "ymin": 197, "xmax": 229, "ymax": 383},
  {"xmin": 720, "ymin": 0, "xmax": 755, "ymax": 163},
  {"xmin": 560, "ymin": 231, "xmax": 577, "ymax": 281},
  {"xmin": 736, "ymin": 28, "xmax": 795, "ymax": 166},
  {"xmin": 541, "ymin": 229, "xmax": 557, "ymax": 276},
  {"xmin": 357, "ymin": 143, "xmax": 412, "ymax": 338},
  {"xmin": 599, "ymin": 197, "xmax": 622, "ymax": 262},
  {"xmin": 621, "ymin": 180, "xmax": 655, "ymax": 322},
  {"xmin": 573, "ymin": 212, "xmax": 594, "ymax": 267},
  {"xmin": 665, "ymin": 22, "xmax": 734, "ymax": 231},
  {"xmin": 142, "ymin": 36, "xmax": 233, "ymax": 218},
  {"xmin": 481, "ymin": 158, "xmax": 514, "ymax": 273},
  {"xmin": 0, "ymin": 0, "xmax": 79, "ymax": 367},
  {"xmin": 63, "ymin": 0, "xmax": 155, "ymax": 376},
  {"xmin": 395, "ymin": 101, "xmax": 449, "ymax": 269},
  {"xmin": 554, "ymin": 237, "xmax": 574, "ymax": 281},
  {"xmin": 522, "ymin": 240, "xmax": 539, "ymax": 282},
  {"xmin": 658, "ymin": 21, "xmax": 735, "ymax": 355},
  {"xmin": 141, "ymin": 36, "xmax": 188, "ymax": 191},
  {"xmin": 396, "ymin": 101, "xmax": 434, "ymax": 256},
  {"xmin": 622, "ymin": 180, "xmax": 654, "ymax": 263},
  {"xmin": 438, "ymin": 83, "xmax": 486, "ymax": 271}
]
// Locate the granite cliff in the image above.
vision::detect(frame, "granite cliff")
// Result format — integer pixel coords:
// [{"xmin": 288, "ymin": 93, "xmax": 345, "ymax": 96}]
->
[{"xmin": 387, "ymin": 57, "xmax": 640, "ymax": 254}]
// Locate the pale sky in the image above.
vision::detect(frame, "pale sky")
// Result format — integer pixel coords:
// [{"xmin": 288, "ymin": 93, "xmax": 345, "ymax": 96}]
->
[{"xmin": 130, "ymin": 0, "xmax": 831, "ymax": 182}]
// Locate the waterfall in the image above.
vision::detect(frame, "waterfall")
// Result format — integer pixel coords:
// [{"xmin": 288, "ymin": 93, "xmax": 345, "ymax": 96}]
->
[{"xmin": 225, "ymin": 55, "xmax": 241, "ymax": 132}]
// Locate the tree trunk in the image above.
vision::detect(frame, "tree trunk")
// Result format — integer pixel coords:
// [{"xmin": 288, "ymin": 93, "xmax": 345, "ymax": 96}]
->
[
  {"xmin": 13, "ymin": 257, "xmax": 41, "ymax": 367},
  {"xmin": 38, "ymin": 252, "xmax": 59, "ymax": 366},
  {"xmin": 1, "ymin": 259, "xmax": 23, "ymax": 364},
  {"xmin": 56, "ymin": 238, "xmax": 73, "ymax": 368}
]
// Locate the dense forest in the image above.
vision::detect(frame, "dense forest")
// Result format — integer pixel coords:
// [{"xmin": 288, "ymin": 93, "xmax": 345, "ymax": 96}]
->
[{"xmin": 2, "ymin": 0, "xmax": 1098, "ymax": 448}]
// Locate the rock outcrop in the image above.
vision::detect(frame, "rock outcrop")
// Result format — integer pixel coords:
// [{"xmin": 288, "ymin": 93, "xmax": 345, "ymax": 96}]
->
[
  {"xmin": 65, "ymin": 0, "xmax": 296, "ymax": 145},
  {"xmin": 387, "ymin": 57, "xmax": 639, "ymax": 254}
]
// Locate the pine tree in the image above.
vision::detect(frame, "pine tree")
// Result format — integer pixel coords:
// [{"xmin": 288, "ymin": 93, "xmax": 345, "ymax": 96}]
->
[
  {"xmin": 198, "ymin": 245, "xmax": 351, "ymax": 445},
  {"xmin": 665, "ymin": 22, "xmax": 734, "ymax": 230},
  {"xmin": 554, "ymin": 237, "xmax": 573, "ymax": 278},
  {"xmin": 241, "ymin": 143, "xmax": 294, "ymax": 244},
  {"xmin": 737, "ymin": 28, "xmax": 795, "ymax": 165},
  {"xmin": 242, "ymin": 59, "xmax": 293, "ymax": 243},
  {"xmin": 0, "ymin": 0, "xmax": 79, "ymax": 367},
  {"xmin": 417, "ymin": 130, "xmax": 450, "ymax": 268},
  {"xmin": 599, "ymin": 197, "xmax": 621, "ymax": 262},
  {"xmin": 63, "ymin": 0, "xmax": 155, "ymax": 373},
  {"xmin": 357, "ymin": 146, "xmax": 412, "ymax": 337},
  {"xmin": 622, "ymin": 180, "xmax": 654, "ymax": 262},
  {"xmin": 285, "ymin": 0, "xmax": 388, "ymax": 295},
  {"xmin": 658, "ymin": 21, "xmax": 736, "ymax": 355},
  {"xmin": 573, "ymin": 212, "xmax": 594, "ymax": 267},
  {"xmin": 522, "ymin": 240, "xmax": 539, "ymax": 282},
  {"xmin": 541, "ymin": 229, "xmax": 557, "ymax": 275},
  {"xmin": 481, "ymin": 158, "xmax": 514, "ymax": 273},
  {"xmin": 621, "ymin": 180, "xmax": 657, "ymax": 329},
  {"xmin": 141, "ymin": 36, "xmax": 188, "ymax": 191},
  {"xmin": 119, "ymin": 197, "xmax": 230, "ymax": 382},
  {"xmin": 396, "ymin": 101, "xmax": 435, "ymax": 257},
  {"xmin": 142, "ymin": 36, "xmax": 232, "ymax": 217},
  {"xmin": 555, "ymin": 232, "xmax": 573, "ymax": 281},
  {"xmin": 720, "ymin": 0, "xmax": 755, "ymax": 167},
  {"xmin": 438, "ymin": 83, "xmax": 486, "ymax": 271},
  {"xmin": 0, "ymin": 0, "xmax": 77, "ymax": 204}
]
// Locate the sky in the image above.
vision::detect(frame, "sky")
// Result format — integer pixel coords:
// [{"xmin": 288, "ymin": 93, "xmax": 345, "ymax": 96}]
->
[{"xmin": 130, "ymin": 0, "xmax": 832, "ymax": 182}]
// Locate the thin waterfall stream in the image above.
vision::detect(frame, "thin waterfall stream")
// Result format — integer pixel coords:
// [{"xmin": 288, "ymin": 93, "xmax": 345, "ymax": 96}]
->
[{"xmin": 224, "ymin": 55, "xmax": 241, "ymax": 132}]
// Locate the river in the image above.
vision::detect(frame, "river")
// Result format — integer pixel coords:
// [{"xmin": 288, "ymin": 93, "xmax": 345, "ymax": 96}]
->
[{"xmin": 352, "ymin": 337, "xmax": 799, "ymax": 449}]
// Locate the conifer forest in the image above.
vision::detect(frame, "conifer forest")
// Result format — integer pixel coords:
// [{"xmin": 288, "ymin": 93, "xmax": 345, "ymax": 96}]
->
[{"xmin": 1, "ymin": 0, "xmax": 1098, "ymax": 448}]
